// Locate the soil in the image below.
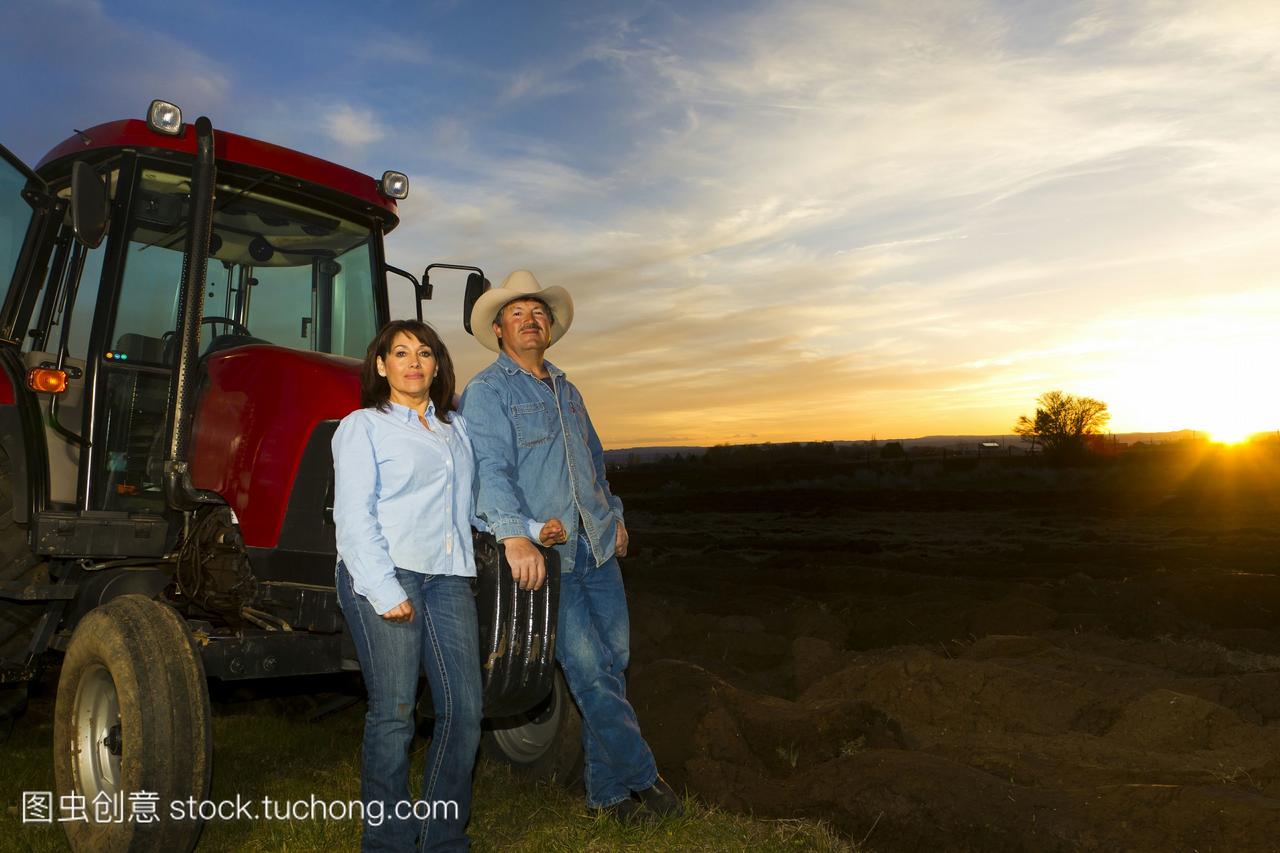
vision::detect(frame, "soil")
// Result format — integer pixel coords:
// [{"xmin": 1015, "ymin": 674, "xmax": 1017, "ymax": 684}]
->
[{"xmin": 616, "ymin": 461, "xmax": 1280, "ymax": 851}]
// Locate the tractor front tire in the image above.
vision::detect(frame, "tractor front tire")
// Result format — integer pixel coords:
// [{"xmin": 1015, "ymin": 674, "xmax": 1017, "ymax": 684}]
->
[{"xmin": 53, "ymin": 595, "xmax": 211, "ymax": 853}]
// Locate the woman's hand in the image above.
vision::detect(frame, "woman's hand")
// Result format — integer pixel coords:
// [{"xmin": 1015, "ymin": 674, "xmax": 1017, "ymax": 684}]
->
[
  {"xmin": 381, "ymin": 600, "xmax": 415, "ymax": 622},
  {"xmin": 538, "ymin": 517, "xmax": 567, "ymax": 546}
]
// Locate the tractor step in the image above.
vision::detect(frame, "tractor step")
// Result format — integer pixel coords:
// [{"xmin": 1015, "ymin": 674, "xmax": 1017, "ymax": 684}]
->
[{"xmin": 34, "ymin": 510, "xmax": 169, "ymax": 558}]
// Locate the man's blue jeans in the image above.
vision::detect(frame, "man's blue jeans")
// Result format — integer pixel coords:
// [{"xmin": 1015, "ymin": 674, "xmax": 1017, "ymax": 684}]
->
[
  {"xmin": 555, "ymin": 533, "xmax": 658, "ymax": 808},
  {"xmin": 338, "ymin": 564, "xmax": 482, "ymax": 852}
]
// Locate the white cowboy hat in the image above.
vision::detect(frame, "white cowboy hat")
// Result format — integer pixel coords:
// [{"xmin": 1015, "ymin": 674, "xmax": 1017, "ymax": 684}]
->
[{"xmin": 470, "ymin": 269, "xmax": 574, "ymax": 354}]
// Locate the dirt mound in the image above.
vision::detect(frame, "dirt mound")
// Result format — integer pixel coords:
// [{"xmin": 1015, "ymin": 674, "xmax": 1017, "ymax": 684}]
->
[
  {"xmin": 1105, "ymin": 689, "xmax": 1248, "ymax": 751},
  {"xmin": 631, "ymin": 660, "xmax": 912, "ymax": 784},
  {"xmin": 968, "ymin": 595, "xmax": 1058, "ymax": 636},
  {"xmin": 620, "ymin": 484, "xmax": 1280, "ymax": 850}
]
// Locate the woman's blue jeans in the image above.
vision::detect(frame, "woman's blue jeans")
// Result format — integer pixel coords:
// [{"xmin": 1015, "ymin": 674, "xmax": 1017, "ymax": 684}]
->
[
  {"xmin": 338, "ymin": 563, "xmax": 482, "ymax": 852},
  {"xmin": 555, "ymin": 533, "xmax": 658, "ymax": 808}
]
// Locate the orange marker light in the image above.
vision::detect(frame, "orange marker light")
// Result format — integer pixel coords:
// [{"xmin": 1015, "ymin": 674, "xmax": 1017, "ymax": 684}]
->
[{"xmin": 27, "ymin": 367, "xmax": 68, "ymax": 394}]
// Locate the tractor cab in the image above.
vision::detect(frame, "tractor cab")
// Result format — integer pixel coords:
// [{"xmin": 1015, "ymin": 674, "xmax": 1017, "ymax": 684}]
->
[{"xmin": 4, "ymin": 102, "xmax": 399, "ymax": 524}]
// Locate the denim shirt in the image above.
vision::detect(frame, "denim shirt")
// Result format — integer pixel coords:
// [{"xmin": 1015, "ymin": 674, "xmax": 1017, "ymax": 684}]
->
[
  {"xmin": 332, "ymin": 401, "xmax": 477, "ymax": 614},
  {"xmin": 460, "ymin": 351, "xmax": 624, "ymax": 573}
]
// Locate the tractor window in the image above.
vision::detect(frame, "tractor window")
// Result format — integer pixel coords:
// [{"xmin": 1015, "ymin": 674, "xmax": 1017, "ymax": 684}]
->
[
  {"xmin": 23, "ymin": 233, "xmax": 107, "ymax": 361},
  {"xmin": 242, "ymin": 240, "xmax": 376, "ymax": 359},
  {"xmin": 0, "ymin": 150, "xmax": 36, "ymax": 314},
  {"xmin": 109, "ymin": 239, "xmax": 184, "ymax": 363},
  {"xmin": 108, "ymin": 170, "xmax": 379, "ymax": 363},
  {"xmin": 63, "ymin": 246, "xmax": 107, "ymax": 360},
  {"xmin": 19, "ymin": 228, "xmax": 106, "ymax": 508}
]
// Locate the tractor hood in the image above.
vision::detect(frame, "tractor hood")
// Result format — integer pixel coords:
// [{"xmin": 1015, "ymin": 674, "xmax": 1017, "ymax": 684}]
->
[{"xmin": 190, "ymin": 345, "xmax": 360, "ymax": 549}]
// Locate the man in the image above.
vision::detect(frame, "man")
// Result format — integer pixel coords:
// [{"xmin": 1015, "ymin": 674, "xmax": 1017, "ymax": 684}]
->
[{"xmin": 459, "ymin": 270, "xmax": 681, "ymax": 823}]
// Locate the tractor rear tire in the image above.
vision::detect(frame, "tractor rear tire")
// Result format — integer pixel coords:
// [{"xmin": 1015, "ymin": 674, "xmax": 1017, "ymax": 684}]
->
[
  {"xmin": 0, "ymin": 444, "xmax": 41, "ymax": 731},
  {"xmin": 481, "ymin": 666, "xmax": 584, "ymax": 787},
  {"xmin": 53, "ymin": 595, "xmax": 212, "ymax": 853}
]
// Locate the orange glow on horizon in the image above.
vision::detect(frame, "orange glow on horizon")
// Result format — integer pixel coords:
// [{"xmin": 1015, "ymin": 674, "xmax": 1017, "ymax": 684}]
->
[
  {"xmin": 1207, "ymin": 427, "xmax": 1262, "ymax": 446},
  {"xmin": 1092, "ymin": 324, "xmax": 1280, "ymax": 450}
]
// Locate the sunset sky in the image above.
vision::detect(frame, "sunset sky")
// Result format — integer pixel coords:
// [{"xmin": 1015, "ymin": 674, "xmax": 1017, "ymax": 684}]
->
[{"xmin": 4, "ymin": 0, "xmax": 1279, "ymax": 447}]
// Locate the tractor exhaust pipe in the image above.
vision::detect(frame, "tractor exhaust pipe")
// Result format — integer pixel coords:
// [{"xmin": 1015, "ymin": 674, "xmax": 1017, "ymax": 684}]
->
[{"xmin": 164, "ymin": 115, "xmax": 222, "ymax": 511}]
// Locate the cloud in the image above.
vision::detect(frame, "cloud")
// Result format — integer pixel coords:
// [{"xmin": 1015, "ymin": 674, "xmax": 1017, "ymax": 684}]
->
[
  {"xmin": 352, "ymin": 34, "xmax": 432, "ymax": 66},
  {"xmin": 498, "ymin": 68, "xmax": 580, "ymax": 103},
  {"xmin": 517, "ymin": 0, "xmax": 1280, "ymax": 443},
  {"xmin": 23, "ymin": 0, "xmax": 1267, "ymax": 445},
  {"xmin": 0, "ymin": 0, "xmax": 232, "ymax": 160},
  {"xmin": 323, "ymin": 104, "xmax": 386, "ymax": 148}
]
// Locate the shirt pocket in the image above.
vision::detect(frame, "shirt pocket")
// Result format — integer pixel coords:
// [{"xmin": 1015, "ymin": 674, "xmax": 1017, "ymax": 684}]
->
[{"xmin": 512, "ymin": 401, "xmax": 555, "ymax": 447}]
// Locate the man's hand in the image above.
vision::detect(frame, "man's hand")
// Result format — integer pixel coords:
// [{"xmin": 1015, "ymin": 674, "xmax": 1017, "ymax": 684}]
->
[
  {"xmin": 615, "ymin": 519, "xmax": 629, "ymax": 558},
  {"xmin": 538, "ymin": 517, "xmax": 567, "ymax": 546},
  {"xmin": 381, "ymin": 599, "xmax": 414, "ymax": 623},
  {"xmin": 503, "ymin": 537, "xmax": 547, "ymax": 590}
]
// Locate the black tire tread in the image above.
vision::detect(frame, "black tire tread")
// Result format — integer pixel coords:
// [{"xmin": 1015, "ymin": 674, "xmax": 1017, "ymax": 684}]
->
[{"xmin": 54, "ymin": 594, "xmax": 211, "ymax": 853}]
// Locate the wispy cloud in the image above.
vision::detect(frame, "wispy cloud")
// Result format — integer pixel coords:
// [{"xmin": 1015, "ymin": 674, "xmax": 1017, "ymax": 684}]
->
[
  {"xmin": 323, "ymin": 104, "xmax": 386, "ymax": 148},
  {"xmin": 352, "ymin": 34, "xmax": 432, "ymax": 66},
  {"xmin": 424, "ymin": 0, "xmax": 1280, "ymax": 443},
  {"xmin": 498, "ymin": 68, "xmax": 580, "ymax": 103},
  {"xmin": 0, "ymin": 0, "xmax": 232, "ymax": 159},
  {"xmin": 10, "ymin": 0, "xmax": 1279, "ymax": 445}
]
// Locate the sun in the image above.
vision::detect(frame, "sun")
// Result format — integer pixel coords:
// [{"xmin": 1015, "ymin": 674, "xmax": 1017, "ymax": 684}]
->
[
  {"xmin": 1194, "ymin": 393, "xmax": 1274, "ymax": 445},
  {"xmin": 1205, "ymin": 424, "xmax": 1255, "ymax": 445},
  {"xmin": 1092, "ymin": 327, "xmax": 1279, "ymax": 445}
]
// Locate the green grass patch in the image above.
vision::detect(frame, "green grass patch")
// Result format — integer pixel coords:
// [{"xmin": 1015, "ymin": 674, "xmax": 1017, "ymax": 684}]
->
[{"xmin": 2, "ymin": 696, "xmax": 852, "ymax": 852}]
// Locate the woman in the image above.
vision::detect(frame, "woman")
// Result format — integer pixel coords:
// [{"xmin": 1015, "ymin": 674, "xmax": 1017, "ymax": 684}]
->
[{"xmin": 332, "ymin": 319, "xmax": 482, "ymax": 852}]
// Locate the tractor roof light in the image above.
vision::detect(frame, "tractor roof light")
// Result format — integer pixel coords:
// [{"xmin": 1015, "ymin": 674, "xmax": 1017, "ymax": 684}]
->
[
  {"xmin": 147, "ymin": 100, "xmax": 184, "ymax": 136},
  {"xmin": 27, "ymin": 367, "xmax": 68, "ymax": 394},
  {"xmin": 380, "ymin": 171, "xmax": 409, "ymax": 200}
]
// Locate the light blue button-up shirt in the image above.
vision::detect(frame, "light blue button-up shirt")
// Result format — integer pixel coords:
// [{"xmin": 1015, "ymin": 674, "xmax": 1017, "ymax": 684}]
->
[{"xmin": 332, "ymin": 400, "xmax": 478, "ymax": 614}]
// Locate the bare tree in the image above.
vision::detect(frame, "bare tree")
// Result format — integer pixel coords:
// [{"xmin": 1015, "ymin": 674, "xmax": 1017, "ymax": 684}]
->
[{"xmin": 1013, "ymin": 390, "xmax": 1110, "ymax": 460}]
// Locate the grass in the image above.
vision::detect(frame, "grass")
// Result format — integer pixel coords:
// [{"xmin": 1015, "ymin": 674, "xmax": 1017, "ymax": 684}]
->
[{"xmin": 0, "ymin": 692, "xmax": 853, "ymax": 852}]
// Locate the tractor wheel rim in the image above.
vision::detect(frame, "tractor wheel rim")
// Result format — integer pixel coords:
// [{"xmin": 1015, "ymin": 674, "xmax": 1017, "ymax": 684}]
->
[
  {"xmin": 490, "ymin": 683, "xmax": 563, "ymax": 762},
  {"xmin": 72, "ymin": 664, "xmax": 121, "ymax": 799}
]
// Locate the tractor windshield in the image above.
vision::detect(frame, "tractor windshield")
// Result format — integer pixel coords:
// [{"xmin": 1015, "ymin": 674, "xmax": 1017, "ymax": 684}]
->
[
  {"xmin": 74, "ymin": 166, "xmax": 381, "ymax": 513},
  {"xmin": 108, "ymin": 168, "xmax": 379, "ymax": 365}
]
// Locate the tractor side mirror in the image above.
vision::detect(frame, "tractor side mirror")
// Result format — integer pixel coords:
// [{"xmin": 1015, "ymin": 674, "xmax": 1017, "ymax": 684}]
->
[
  {"xmin": 462, "ymin": 272, "xmax": 490, "ymax": 335},
  {"xmin": 70, "ymin": 161, "xmax": 110, "ymax": 249}
]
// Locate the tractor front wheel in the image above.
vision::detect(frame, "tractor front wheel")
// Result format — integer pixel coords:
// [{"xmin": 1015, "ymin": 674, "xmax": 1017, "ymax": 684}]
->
[{"xmin": 53, "ymin": 594, "xmax": 211, "ymax": 853}]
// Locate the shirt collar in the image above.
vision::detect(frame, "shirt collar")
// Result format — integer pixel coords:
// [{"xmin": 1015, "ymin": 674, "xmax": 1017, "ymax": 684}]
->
[
  {"xmin": 386, "ymin": 399, "xmax": 436, "ymax": 423},
  {"xmin": 496, "ymin": 349, "xmax": 564, "ymax": 380}
]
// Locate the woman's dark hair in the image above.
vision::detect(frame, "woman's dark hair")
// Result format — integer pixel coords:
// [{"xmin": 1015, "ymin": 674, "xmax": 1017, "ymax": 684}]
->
[{"xmin": 359, "ymin": 319, "xmax": 457, "ymax": 420}]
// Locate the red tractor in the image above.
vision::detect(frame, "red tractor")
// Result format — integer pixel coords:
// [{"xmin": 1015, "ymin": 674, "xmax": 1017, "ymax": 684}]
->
[{"xmin": 0, "ymin": 101, "xmax": 581, "ymax": 852}]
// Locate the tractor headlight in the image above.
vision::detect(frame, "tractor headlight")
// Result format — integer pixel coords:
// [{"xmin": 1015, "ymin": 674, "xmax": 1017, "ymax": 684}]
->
[
  {"xmin": 380, "ymin": 171, "xmax": 409, "ymax": 199},
  {"xmin": 147, "ymin": 100, "xmax": 184, "ymax": 136}
]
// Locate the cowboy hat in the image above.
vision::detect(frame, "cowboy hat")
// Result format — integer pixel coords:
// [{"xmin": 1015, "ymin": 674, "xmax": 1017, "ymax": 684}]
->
[{"xmin": 470, "ymin": 269, "xmax": 574, "ymax": 354}]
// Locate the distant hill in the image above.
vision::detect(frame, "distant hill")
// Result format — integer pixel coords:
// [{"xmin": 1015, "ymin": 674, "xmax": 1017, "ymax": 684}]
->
[
  {"xmin": 604, "ymin": 430, "xmax": 1204, "ymax": 465},
  {"xmin": 604, "ymin": 446, "xmax": 708, "ymax": 465}
]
